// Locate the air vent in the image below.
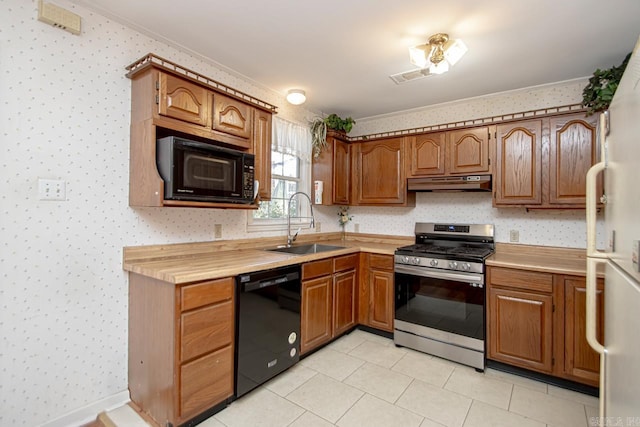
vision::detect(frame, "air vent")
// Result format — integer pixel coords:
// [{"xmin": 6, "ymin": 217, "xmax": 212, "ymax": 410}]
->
[{"xmin": 389, "ymin": 68, "xmax": 431, "ymax": 84}]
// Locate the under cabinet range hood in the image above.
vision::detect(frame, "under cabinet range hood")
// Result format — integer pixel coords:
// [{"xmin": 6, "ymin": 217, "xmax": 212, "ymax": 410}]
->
[{"xmin": 407, "ymin": 175, "xmax": 492, "ymax": 192}]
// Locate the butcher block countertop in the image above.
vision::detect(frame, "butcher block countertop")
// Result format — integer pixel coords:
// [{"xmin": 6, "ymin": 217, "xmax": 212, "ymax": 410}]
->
[
  {"xmin": 123, "ymin": 232, "xmax": 412, "ymax": 284},
  {"xmin": 487, "ymin": 243, "xmax": 604, "ymax": 277},
  {"xmin": 124, "ymin": 234, "xmax": 602, "ymax": 284}
]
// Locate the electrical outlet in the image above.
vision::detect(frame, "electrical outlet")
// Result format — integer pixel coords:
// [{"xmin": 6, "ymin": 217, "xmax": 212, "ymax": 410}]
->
[
  {"xmin": 214, "ymin": 224, "xmax": 222, "ymax": 239},
  {"xmin": 354, "ymin": 223, "xmax": 360, "ymax": 233},
  {"xmin": 315, "ymin": 222, "xmax": 321, "ymax": 232},
  {"xmin": 38, "ymin": 179, "xmax": 66, "ymax": 201},
  {"xmin": 509, "ymin": 229, "xmax": 520, "ymax": 243}
]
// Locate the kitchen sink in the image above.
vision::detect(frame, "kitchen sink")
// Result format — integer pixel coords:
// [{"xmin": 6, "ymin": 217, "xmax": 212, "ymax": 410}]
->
[{"xmin": 266, "ymin": 243, "xmax": 346, "ymax": 255}]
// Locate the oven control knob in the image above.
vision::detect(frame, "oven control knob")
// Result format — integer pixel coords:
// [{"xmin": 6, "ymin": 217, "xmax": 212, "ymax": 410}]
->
[
  {"xmin": 411, "ymin": 257, "xmax": 421, "ymax": 265},
  {"xmin": 462, "ymin": 263, "xmax": 471, "ymax": 271},
  {"xmin": 402, "ymin": 256, "xmax": 410, "ymax": 264},
  {"xmin": 430, "ymin": 259, "xmax": 438, "ymax": 267},
  {"xmin": 449, "ymin": 261, "xmax": 458, "ymax": 269}
]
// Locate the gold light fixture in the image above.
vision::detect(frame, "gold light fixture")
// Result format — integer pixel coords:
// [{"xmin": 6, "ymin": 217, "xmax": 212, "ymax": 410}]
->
[
  {"xmin": 409, "ymin": 33, "xmax": 468, "ymax": 75},
  {"xmin": 286, "ymin": 89, "xmax": 306, "ymax": 105}
]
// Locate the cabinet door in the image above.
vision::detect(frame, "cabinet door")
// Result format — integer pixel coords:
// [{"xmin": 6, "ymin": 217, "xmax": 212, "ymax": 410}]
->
[
  {"xmin": 495, "ymin": 120, "xmax": 542, "ymax": 205},
  {"xmin": 407, "ymin": 133, "xmax": 446, "ymax": 176},
  {"xmin": 564, "ymin": 276, "xmax": 604, "ymax": 386},
  {"xmin": 448, "ymin": 127, "xmax": 490, "ymax": 174},
  {"xmin": 488, "ymin": 287, "xmax": 553, "ymax": 373},
  {"xmin": 549, "ymin": 115, "xmax": 598, "ymax": 205},
  {"xmin": 368, "ymin": 269, "xmax": 394, "ymax": 332},
  {"xmin": 333, "ymin": 269, "xmax": 357, "ymax": 336},
  {"xmin": 301, "ymin": 275, "xmax": 332, "ymax": 355},
  {"xmin": 253, "ymin": 108, "xmax": 272, "ymax": 201},
  {"xmin": 158, "ymin": 72, "xmax": 209, "ymax": 126},
  {"xmin": 354, "ymin": 138, "xmax": 406, "ymax": 204},
  {"xmin": 212, "ymin": 94, "xmax": 252, "ymax": 139},
  {"xmin": 333, "ymin": 139, "xmax": 351, "ymax": 204}
]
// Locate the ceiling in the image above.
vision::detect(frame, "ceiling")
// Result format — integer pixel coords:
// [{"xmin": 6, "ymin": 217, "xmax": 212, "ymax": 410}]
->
[{"xmin": 74, "ymin": 0, "xmax": 640, "ymax": 119}]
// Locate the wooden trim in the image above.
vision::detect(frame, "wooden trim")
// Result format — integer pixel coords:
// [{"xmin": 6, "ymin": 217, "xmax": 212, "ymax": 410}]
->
[
  {"xmin": 126, "ymin": 53, "xmax": 278, "ymax": 113},
  {"xmin": 350, "ymin": 104, "xmax": 585, "ymax": 142}
]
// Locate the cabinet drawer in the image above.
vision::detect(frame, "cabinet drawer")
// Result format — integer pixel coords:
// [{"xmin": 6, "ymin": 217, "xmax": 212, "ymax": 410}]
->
[
  {"xmin": 181, "ymin": 300, "xmax": 233, "ymax": 361},
  {"xmin": 180, "ymin": 345, "xmax": 233, "ymax": 418},
  {"xmin": 334, "ymin": 254, "xmax": 357, "ymax": 273},
  {"xmin": 302, "ymin": 258, "xmax": 333, "ymax": 280},
  {"xmin": 489, "ymin": 267, "xmax": 553, "ymax": 293},
  {"xmin": 181, "ymin": 278, "xmax": 233, "ymax": 311},
  {"xmin": 368, "ymin": 254, "xmax": 394, "ymax": 271}
]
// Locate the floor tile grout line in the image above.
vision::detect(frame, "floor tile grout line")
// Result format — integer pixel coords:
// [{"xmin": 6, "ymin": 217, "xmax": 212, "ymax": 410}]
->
[{"xmin": 332, "ymin": 391, "xmax": 368, "ymax": 426}]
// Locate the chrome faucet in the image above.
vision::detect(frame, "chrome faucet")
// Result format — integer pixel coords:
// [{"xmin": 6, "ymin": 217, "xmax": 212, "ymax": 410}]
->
[{"xmin": 287, "ymin": 191, "xmax": 315, "ymax": 247}]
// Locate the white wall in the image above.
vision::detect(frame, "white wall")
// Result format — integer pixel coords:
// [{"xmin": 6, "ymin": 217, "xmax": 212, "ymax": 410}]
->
[{"xmin": 0, "ymin": 1, "xmax": 601, "ymax": 426}]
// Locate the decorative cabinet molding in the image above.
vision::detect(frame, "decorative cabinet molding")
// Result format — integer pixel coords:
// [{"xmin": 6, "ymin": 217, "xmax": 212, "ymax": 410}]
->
[{"xmin": 126, "ymin": 54, "xmax": 276, "ymax": 208}]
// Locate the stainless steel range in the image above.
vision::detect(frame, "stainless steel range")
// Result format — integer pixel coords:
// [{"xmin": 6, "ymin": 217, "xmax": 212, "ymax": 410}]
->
[{"xmin": 394, "ymin": 223, "xmax": 495, "ymax": 371}]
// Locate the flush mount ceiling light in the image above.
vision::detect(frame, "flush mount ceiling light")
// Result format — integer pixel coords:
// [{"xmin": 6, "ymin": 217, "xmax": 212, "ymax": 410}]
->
[
  {"xmin": 286, "ymin": 89, "xmax": 306, "ymax": 105},
  {"xmin": 409, "ymin": 33, "xmax": 468, "ymax": 75}
]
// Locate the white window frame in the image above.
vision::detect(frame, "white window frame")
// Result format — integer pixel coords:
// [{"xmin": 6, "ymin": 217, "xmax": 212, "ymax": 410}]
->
[{"xmin": 246, "ymin": 149, "xmax": 312, "ymax": 232}]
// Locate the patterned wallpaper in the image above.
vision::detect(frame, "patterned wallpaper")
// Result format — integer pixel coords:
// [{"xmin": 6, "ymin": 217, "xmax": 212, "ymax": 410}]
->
[{"xmin": 0, "ymin": 1, "xmax": 602, "ymax": 426}]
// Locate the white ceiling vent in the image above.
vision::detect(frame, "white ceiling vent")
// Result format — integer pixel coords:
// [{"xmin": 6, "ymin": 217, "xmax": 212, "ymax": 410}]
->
[{"xmin": 389, "ymin": 68, "xmax": 431, "ymax": 84}]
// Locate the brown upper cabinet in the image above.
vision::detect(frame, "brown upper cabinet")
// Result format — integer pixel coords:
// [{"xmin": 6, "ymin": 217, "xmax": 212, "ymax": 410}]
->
[
  {"xmin": 312, "ymin": 132, "xmax": 351, "ymax": 205},
  {"xmin": 407, "ymin": 127, "xmax": 491, "ymax": 177},
  {"xmin": 494, "ymin": 119, "xmax": 543, "ymax": 205},
  {"xmin": 352, "ymin": 137, "xmax": 414, "ymax": 206},
  {"xmin": 126, "ymin": 56, "xmax": 275, "ymax": 208},
  {"xmin": 494, "ymin": 113, "xmax": 599, "ymax": 208}
]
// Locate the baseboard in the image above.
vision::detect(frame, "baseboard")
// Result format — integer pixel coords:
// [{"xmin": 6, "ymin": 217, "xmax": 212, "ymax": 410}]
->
[{"xmin": 37, "ymin": 390, "xmax": 130, "ymax": 427}]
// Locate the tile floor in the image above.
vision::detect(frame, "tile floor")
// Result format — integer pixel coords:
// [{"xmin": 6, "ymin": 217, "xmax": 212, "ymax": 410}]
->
[{"xmin": 200, "ymin": 329, "xmax": 599, "ymax": 427}]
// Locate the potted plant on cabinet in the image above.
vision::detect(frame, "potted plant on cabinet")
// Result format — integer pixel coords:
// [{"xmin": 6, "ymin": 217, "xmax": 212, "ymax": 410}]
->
[
  {"xmin": 582, "ymin": 53, "xmax": 631, "ymax": 115},
  {"xmin": 310, "ymin": 114, "xmax": 356, "ymax": 158}
]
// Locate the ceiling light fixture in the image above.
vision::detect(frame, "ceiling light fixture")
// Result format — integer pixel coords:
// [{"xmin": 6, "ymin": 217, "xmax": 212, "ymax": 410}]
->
[
  {"xmin": 409, "ymin": 33, "xmax": 468, "ymax": 75},
  {"xmin": 286, "ymin": 89, "xmax": 306, "ymax": 105}
]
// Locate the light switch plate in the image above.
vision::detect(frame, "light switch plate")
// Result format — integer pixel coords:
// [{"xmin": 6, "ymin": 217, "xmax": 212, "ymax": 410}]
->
[{"xmin": 509, "ymin": 229, "xmax": 519, "ymax": 243}]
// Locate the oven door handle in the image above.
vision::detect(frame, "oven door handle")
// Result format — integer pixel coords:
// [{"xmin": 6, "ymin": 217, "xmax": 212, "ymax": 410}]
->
[{"xmin": 395, "ymin": 264, "xmax": 484, "ymax": 284}]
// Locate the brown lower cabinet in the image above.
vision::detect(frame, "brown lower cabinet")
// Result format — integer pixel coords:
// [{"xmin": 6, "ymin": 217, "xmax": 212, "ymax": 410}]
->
[
  {"xmin": 128, "ymin": 274, "xmax": 234, "ymax": 426},
  {"xmin": 487, "ymin": 266, "xmax": 604, "ymax": 387},
  {"xmin": 300, "ymin": 254, "xmax": 358, "ymax": 355},
  {"xmin": 358, "ymin": 253, "xmax": 395, "ymax": 332}
]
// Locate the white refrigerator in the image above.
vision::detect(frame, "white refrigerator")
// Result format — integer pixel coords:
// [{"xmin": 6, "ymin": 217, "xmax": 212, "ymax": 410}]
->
[{"xmin": 586, "ymin": 36, "xmax": 640, "ymax": 426}]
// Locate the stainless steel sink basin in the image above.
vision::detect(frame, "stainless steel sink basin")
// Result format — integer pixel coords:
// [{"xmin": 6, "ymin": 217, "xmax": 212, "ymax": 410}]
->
[{"xmin": 266, "ymin": 243, "xmax": 346, "ymax": 255}]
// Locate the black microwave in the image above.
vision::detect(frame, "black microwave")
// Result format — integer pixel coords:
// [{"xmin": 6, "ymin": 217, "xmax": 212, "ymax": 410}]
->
[{"xmin": 156, "ymin": 136, "xmax": 255, "ymax": 204}]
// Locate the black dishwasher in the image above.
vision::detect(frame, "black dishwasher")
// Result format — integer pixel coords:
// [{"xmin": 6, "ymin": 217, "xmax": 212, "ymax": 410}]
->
[{"xmin": 235, "ymin": 265, "xmax": 301, "ymax": 398}]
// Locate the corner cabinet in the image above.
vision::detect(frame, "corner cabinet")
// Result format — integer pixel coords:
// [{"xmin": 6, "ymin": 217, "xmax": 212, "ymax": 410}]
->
[
  {"xmin": 353, "ymin": 137, "xmax": 415, "ymax": 206},
  {"xmin": 128, "ymin": 274, "xmax": 234, "ymax": 426},
  {"xmin": 300, "ymin": 255, "xmax": 358, "ymax": 355},
  {"xmin": 493, "ymin": 113, "xmax": 599, "ymax": 208},
  {"xmin": 312, "ymin": 132, "xmax": 351, "ymax": 205},
  {"xmin": 126, "ymin": 54, "xmax": 276, "ymax": 208}
]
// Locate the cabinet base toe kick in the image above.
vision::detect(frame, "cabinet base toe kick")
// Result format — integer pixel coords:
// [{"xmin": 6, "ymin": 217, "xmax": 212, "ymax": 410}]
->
[{"xmin": 394, "ymin": 322, "xmax": 485, "ymax": 371}]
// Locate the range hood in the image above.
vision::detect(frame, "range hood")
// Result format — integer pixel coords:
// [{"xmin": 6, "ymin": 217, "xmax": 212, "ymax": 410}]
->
[{"xmin": 407, "ymin": 175, "xmax": 492, "ymax": 192}]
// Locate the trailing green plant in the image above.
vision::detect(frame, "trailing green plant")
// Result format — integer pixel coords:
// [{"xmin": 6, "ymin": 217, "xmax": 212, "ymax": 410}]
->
[
  {"xmin": 309, "ymin": 114, "xmax": 356, "ymax": 158},
  {"xmin": 323, "ymin": 113, "xmax": 356, "ymax": 133},
  {"xmin": 310, "ymin": 118, "xmax": 328, "ymax": 158},
  {"xmin": 582, "ymin": 53, "xmax": 631, "ymax": 115}
]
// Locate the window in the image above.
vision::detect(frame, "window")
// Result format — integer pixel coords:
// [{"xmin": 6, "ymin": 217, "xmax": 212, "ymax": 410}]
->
[{"xmin": 247, "ymin": 117, "xmax": 312, "ymax": 232}]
